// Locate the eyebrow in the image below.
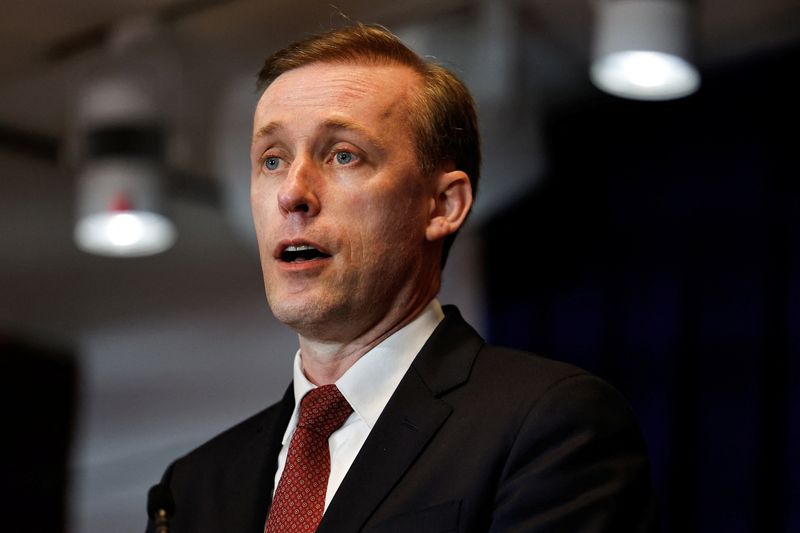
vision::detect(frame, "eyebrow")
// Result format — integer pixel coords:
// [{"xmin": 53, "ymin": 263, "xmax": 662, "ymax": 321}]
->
[
  {"xmin": 320, "ymin": 118, "xmax": 387, "ymax": 151},
  {"xmin": 252, "ymin": 118, "xmax": 387, "ymax": 153},
  {"xmin": 252, "ymin": 122, "xmax": 283, "ymax": 143}
]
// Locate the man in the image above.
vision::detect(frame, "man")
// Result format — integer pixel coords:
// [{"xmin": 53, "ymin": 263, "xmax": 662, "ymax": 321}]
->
[{"xmin": 147, "ymin": 23, "xmax": 658, "ymax": 532}]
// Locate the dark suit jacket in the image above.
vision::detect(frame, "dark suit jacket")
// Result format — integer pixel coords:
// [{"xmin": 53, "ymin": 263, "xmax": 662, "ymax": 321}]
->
[{"xmin": 147, "ymin": 306, "xmax": 659, "ymax": 532}]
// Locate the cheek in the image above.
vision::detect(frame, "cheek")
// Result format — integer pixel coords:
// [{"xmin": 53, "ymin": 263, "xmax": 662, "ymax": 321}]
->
[
  {"xmin": 250, "ymin": 186, "xmax": 279, "ymax": 254},
  {"xmin": 347, "ymin": 188, "xmax": 425, "ymax": 254},
  {"xmin": 251, "ymin": 177, "xmax": 281, "ymax": 221},
  {"xmin": 250, "ymin": 181, "xmax": 264, "ymax": 221},
  {"xmin": 250, "ymin": 197, "xmax": 267, "ymax": 237}
]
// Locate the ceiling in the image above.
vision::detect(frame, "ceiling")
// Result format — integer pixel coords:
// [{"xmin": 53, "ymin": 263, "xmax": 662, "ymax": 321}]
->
[{"xmin": 1, "ymin": 0, "xmax": 799, "ymax": 137}]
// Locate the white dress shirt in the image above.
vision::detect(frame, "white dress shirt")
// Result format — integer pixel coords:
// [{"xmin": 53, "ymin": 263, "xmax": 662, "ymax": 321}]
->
[{"xmin": 272, "ymin": 299, "xmax": 445, "ymax": 510}]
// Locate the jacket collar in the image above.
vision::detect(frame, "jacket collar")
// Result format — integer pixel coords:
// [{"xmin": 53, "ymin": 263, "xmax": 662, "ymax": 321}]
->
[{"xmin": 317, "ymin": 305, "xmax": 485, "ymax": 532}]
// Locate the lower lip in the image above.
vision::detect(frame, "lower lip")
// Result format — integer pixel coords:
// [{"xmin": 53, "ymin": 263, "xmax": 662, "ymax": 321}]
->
[{"xmin": 277, "ymin": 256, "xmax": 332, "ymax": 272}]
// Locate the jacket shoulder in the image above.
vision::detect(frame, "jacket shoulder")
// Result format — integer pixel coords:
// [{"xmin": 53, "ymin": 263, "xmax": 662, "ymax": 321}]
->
[
  {"xmin": 174, "ymin": 398, "xmax": 288, "ymax": 469},
  {"xmin": 154, "ymin": 392, "xmax": 293, "ymax": 533}
]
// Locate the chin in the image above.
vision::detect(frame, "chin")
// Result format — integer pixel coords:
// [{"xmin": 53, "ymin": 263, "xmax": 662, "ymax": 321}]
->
[
  {"xmin": 268, "ymin": 292, "xmax": 332, "ymax": 330},
  {"xmin": 268, "ymin": 298, "xmax": 312, "ymax": 326},
  {"xmin": 272, "ymin": 298, "xmax": 369, "ymax": 344}
]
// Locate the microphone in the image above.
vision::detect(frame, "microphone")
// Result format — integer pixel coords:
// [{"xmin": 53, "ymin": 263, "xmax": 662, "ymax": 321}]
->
[{"xmin": 147, "ymin": 483, "xmax": 175, "ymax": 533}]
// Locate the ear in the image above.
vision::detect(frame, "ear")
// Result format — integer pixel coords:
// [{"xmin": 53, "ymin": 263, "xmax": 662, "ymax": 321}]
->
[{"xmin": 425, "ymin": 169, "xmax": 473, "ymax": 242}]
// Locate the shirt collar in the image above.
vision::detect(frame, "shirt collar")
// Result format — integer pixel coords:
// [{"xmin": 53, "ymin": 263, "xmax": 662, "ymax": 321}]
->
[{"xmin": 281, "ymin": 299, "xmax": 444, "ymax": 445}]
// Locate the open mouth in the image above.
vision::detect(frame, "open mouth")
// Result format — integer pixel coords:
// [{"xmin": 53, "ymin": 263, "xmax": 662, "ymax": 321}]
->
[{"xmin": 280, "ymin": 244, "xmax": 331, "ymax": 263}]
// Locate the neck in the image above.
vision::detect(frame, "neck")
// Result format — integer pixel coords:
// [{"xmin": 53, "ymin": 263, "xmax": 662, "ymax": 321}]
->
[{"xmin": 297, "ymin": 293, "xmax": 435, "ymax": 385}]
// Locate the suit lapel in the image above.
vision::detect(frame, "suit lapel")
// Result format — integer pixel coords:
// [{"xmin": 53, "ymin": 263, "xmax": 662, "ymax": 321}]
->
[
  {"xmin": 317, "ymin": 306, "xmax": 485, "ymax": 532},
  {"xmin": 223, "ymin": 384, "xmax": 295, "ymax": 532}
]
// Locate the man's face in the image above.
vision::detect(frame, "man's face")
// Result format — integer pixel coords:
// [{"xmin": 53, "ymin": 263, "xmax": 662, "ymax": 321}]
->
[{"xmin": 250, "ymin": 62, "xmax": 439, "ymax": 341}]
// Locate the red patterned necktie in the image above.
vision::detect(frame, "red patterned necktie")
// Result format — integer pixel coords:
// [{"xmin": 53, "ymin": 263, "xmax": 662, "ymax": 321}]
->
[{"xmin": 264, "ymin": 384, "xmax": 353, "ymax": 533}]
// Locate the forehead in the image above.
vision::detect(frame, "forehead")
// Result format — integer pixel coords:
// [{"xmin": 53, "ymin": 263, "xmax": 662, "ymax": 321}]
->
[{"xmin": 253, "ymin": 62, "xmax": 420, "ymax": 134}]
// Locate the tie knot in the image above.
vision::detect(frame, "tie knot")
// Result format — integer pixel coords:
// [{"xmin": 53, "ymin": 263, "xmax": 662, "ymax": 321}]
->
[{"xmin": 297, "ymin": 384, "xmax": 353, "ymax": 439}]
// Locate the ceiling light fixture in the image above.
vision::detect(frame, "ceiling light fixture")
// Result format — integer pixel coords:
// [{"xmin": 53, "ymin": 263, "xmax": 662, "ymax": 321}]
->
[
  {"xmin": 72, "ymin": 18, "xmax": 177, "ymax": 257},
  {"xmin": 591, "ymin": 0, "xmax": 700, "ymax": 101}
]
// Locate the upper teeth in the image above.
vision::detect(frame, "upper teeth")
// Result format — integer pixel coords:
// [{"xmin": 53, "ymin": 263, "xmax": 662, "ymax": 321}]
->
[{"xmin": 285, "ymin": 245, "xmax": 315, "ymax": 252}]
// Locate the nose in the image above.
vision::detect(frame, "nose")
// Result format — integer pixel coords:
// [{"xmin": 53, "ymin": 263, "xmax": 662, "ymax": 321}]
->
[{"xmin": 277, "ymin": 157, "xmax": 321, "ymax": 217}]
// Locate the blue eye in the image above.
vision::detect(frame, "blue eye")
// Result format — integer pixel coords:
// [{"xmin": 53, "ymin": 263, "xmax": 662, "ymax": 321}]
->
[
  {"xmin": 264, "ymin": 156, "xmax": 281, "ymax": 171},
  {"xmin": 335, "ymin": 151, "xmax": 354, "ymax": 165}
]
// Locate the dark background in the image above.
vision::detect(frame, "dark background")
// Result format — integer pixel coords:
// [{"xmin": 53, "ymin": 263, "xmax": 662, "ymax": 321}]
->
[
  {"xmin": 1, "ymin": 336, "xmax": 78, "ymax": 533},
  {"xmin": 484, "ymin": 44, "xmax": 800, "ymax": 533}
]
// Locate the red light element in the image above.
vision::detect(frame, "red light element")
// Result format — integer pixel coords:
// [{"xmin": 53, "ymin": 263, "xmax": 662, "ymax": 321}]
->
[{"xmin": 108, "ymin": 193, "xmax": 133, "ymax": 212}]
